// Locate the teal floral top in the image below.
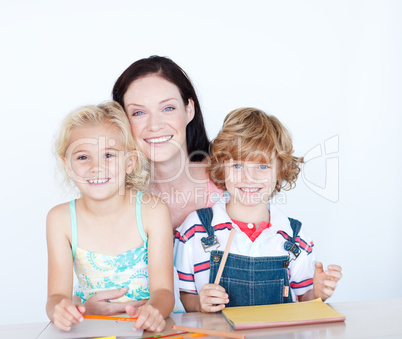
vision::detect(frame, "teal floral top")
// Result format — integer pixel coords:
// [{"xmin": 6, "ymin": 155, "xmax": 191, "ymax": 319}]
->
[{"xmin": 74, "ymin": 242, "xmax": 150, "ymax": 303}]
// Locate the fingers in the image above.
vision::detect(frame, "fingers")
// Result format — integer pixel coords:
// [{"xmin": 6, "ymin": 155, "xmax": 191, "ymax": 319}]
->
[
  {"xmin": 53, "ymin": 299, "xmax": 84, "ymax": 331},
  {"xmin": 94, "ymin": 287, "xmax": 129, "ymax": 302},
  {"xmin": 131, "ymin": 305, "xmax": 165, "ymax": 332},
  {"xmin": 83, "ymin": 288, "xmax": 129, "ymax": 315},
  {"xmin": 327, "ymin": 265, "xmax": 343, "ymax": 281},
  {"xmin": 314, "ymin": 261, "xmax": 324, "ymax": 273},
  {"xmin": 199, "ymin": 284, "xmax": 229, "ymax": 313}
]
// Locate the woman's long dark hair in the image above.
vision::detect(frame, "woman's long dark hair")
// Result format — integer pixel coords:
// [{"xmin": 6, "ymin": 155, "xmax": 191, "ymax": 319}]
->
[{"xmin": 112, "ymin": 55, "xmax": 209, "ymax": 162}]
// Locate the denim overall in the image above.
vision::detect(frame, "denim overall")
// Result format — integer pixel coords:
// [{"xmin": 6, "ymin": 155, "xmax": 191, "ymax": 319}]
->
[{"xmin": 196, "ymin": 208, "xmax": 302, "ymax": 307}]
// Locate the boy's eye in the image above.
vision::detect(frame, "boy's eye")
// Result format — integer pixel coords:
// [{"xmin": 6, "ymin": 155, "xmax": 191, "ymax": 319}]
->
[
  {"xmin": 77, "ymin": 155, "xmax": 88, "ymax": 160},
  {"xmin": 259, "ymin": 164, "xmax": 268, "ymax": 169},
  {"xmin": 233, "ymin": 164, "xmax": 242, "ymax": 169}
]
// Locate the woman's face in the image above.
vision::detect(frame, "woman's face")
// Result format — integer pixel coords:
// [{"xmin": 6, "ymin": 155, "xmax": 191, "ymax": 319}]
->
[{"xmin": 123, "ymin": 74, "xmax": 194, "ymax": 164}]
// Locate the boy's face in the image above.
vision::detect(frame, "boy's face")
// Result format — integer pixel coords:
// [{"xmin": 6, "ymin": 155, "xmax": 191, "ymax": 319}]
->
[{"xmin": 224, "ymin": 158, "xmax": 277, "ymax": 207}]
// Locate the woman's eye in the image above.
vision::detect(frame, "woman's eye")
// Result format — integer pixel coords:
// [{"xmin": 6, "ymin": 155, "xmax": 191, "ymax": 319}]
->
[
  {"xmin": 164, "ymin": 106, "xmax": 174, "ymax": 112},
  {"xmin": 132, "ymin": 110, "xmax": 144, "ymax": 116},
  {"xmin": 77, "ymin": 155, "xmax": 88, "ymax": 160},
  {"xmin": 233, "ymin": 164, "xmax": 242, "ymax": 169}
]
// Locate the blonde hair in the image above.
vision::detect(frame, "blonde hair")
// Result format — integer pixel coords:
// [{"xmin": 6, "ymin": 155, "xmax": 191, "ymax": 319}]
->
[
  {"xmin": 208, "ymin": 107, "xmax": 303, "ymax": 194},
  {"xmin": 54, "ymin": 101, "xmax": 149, "ymax": 192}
]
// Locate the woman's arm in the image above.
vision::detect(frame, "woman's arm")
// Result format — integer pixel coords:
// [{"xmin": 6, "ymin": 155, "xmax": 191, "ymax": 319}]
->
[
  {"xmin": 126, "ymin": 194, "xmax": 174, "ymax": 332},
  {"xmin": 46, "ymin": 205, "xmax": 85, "ymax": 331}
]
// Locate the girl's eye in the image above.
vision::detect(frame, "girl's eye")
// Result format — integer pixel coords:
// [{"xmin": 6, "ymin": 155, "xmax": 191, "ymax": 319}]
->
[
  {"xmin": 259, "ymin": 164, "xmax": 268, "ymax": 169},
  {"xmin": 132, "ymin": 110, "xmax": 144, "ymax": 116},
  {"xmin": 77, "ymin": 155, "xmax": 88, "ymax": 160},
  {"xmin": 233, "ymin": 164, "xmax": 242, "ymax": 169},
  {"xmin": 105, "ymin": 153, "xmax": 115, "ymax": 159},
  {"xmin": 164, "ymin": 106, "xmax": 174, "ymax": 112}
]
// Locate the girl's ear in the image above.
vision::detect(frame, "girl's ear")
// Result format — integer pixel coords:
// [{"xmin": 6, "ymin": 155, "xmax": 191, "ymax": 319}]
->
[
  {"xmin": 62, "ymin": 157, "xmax": 74, "ymax": 177},
  {"xmin": 186, "ymin": 98, "xmax": 195, "ymax": 124},
  {"xmin": 126, "ymin": 152, "xmax": 137, "ymax": 175}
]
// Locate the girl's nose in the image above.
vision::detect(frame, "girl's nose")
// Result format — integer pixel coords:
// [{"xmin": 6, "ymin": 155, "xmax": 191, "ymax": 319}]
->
[{"xmin": 89, "ymin": 158, "xmax": 104, "ymax": 174}]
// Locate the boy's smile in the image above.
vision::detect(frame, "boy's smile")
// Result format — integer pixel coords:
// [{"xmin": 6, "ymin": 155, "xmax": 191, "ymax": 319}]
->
[{"xmin": 224, "ymin": 159, "xmax": 277, "ymax": 207}]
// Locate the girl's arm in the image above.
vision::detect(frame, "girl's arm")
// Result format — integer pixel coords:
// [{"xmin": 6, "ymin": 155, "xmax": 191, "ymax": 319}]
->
[
  {"xmin": 126, "ymin": 194, "xmax": 174, "ymax": 332},
  {"xmin": 46, "ymin": 205, "xmax": 85, "ymax": 331}
]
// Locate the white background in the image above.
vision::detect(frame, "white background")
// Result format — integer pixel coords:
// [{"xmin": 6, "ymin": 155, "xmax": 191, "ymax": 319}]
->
[{"xmin": 1, "ymin": 0, "xmax": 401, "ymax": 325}]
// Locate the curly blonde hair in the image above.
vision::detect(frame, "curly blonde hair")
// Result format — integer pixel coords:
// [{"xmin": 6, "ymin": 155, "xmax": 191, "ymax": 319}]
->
[
  {"xmin": 54, "ymin": 101, "xmax": 150, "ymax": 192},
  {"xmin": 208, "ymin": 107, "xmax": 303, "ymax": 194}
]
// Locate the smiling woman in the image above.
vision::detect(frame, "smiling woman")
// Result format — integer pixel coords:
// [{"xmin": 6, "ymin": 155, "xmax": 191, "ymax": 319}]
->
[{"xmin": 112, "ymin": 56, "xmax": 223, "ymax": 231}]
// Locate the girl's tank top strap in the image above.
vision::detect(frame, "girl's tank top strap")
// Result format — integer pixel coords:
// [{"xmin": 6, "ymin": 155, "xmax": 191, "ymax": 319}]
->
[
  {"xmin": 136, "ymin": 191, "xmax": 147, "ymax": 242},
  {"xmin": 69, "ymin": 200, "xmax": 78, "ymax": 261}
]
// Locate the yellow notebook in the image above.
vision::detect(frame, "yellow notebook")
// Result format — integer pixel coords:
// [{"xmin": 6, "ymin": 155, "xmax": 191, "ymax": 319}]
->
[{"xmin": 221, "ymin": 298, "xmax": 345, "ymax": 330}]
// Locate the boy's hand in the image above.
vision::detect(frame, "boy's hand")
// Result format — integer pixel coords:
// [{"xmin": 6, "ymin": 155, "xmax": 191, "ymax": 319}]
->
[
  {"xmin": 126, "ymin": 304, "xmax": 165, "ymax": 332},
  {"xmin": 313, "ymin": 262, "xmax": 343, "ymax": 301},
  {"xmin": 199, "ymin": 283, "xmax": 229, "ymax": 313},
  {"xmin": 53, "ymin": 299, "xmax": 85, "ymax": 331}
]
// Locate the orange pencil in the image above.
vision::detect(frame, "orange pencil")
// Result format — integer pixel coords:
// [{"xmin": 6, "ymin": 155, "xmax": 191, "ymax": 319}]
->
[
  {"xmin": 83, "ymin": 314, "xmax": 138, "ymax": 322},
  {"xmin": 172, "ymin": 325, "xmax": 245, "ymax": 339}
]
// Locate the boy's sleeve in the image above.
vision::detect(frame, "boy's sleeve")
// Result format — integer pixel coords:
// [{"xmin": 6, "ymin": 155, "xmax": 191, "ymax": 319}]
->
[
  {"xmin": 174, "ymin": 217, "xmax": 198, "ymax": 294},
  {"xmin": 289, "ymin": 229, "xmax": 315, "ymax": 299}
]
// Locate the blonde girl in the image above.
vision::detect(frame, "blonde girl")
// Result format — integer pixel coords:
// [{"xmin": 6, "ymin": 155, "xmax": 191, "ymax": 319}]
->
[{"xmin": 46, "ymin": 101, "xmax": 174, "ymax": 332}]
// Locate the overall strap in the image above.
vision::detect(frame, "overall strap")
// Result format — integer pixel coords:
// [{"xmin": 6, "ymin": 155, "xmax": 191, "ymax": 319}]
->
[
  {"xmin": 136, "ymin": 191, "xmax": 147, "ymax": 242},
  {"xmin": 196, "ymin": 207, "xmax": 218, "ymax": 249},
  {"xmin": 69, "ymin": 200, "xmax": 78, "ymax": 261},
  {"xmin": 283, "ymin": 217, "xmax": 302, "ymax": 267}
]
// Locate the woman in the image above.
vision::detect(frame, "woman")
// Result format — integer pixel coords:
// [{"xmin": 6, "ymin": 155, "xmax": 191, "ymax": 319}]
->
[{"xmin": 82, "ymin": 56, "xmax": 222, "ymax": 315}]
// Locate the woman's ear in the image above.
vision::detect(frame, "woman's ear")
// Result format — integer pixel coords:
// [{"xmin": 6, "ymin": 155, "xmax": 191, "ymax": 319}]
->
[{"xmin": 186, "ymin": 98, "xmax": 195, "ymax": 123}]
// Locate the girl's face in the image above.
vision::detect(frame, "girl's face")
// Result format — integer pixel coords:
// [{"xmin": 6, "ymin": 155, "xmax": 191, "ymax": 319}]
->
[
  {"xmin": 64, "ymin": 124, "xmax": 135, "ymax": 200},
  {"xmin": 224, "ymin": 158, "xmax": 278, "ymax": 207},
  {"xmin": 123, "ymin": 74, "xmax": 195, "ymax": 164}
]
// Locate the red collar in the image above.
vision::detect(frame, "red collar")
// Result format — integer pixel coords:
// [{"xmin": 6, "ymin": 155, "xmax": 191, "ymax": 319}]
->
[{"xmin": 231, "ymin": 219, "xmax": 271, "ymax": 242}]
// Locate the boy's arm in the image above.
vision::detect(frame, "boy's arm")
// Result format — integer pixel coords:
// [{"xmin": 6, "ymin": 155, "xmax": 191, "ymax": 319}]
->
[
  {"xmin": 299, "ymin": 262, "xmax": 343, "ymax": 302},
  {"xmin": 181, "ymin": 284, "xmax": 229, "ymax": 313},
  {"xmin": 46, "ymin": 205, "xmax": 84, "ymax": 330}
]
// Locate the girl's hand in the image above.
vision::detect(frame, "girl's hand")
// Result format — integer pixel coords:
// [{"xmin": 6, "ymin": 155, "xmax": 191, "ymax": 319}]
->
[
  {"xmin": 313, "ymin": 262, "xmax": 343, "ymax": 301},
  {"xmin": 199, "ymin": 283, "xmax": 229, "ymax": 313},
  {"xmin": 126, "ymin": 304, "xmax": 165, "ymax": 332},
  {"xmin": 83, "ymin": 287, "xmax": 147, "ymax": 315},
  {"xmin": 52, "ymin": 299, "xmax": 85, "ymax": 331}
]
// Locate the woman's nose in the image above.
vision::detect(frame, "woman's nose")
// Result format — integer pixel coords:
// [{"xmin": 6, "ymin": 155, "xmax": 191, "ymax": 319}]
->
[{"xmin": 147, "ymin": 112, "xmax": 165, "ymax": 132}]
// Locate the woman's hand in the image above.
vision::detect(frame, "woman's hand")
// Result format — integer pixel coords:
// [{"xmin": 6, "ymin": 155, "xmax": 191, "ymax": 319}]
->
[
  {"xmin": 313, "ymin": 262, "xmax": 343, "ymax": 301},
  {"xmin": 199, "ymin": 283, "xmax": 229, "ymax": 313},
  {"xmin": 52, "ymin": 298, "xmax": 85, "ymax": 331},
  {"xmin": 83, "ymin": 287, "xmax": 147, "ymax": 316},
  {"xmin": 126, "ymin": 304, "xmax": 165, "ymax": 332}
]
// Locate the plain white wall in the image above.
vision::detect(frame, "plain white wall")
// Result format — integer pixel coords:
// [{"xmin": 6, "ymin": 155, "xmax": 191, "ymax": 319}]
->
[{"xmin": 1, "ymin": 0, "xmax": 401, "ymax": 325}]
